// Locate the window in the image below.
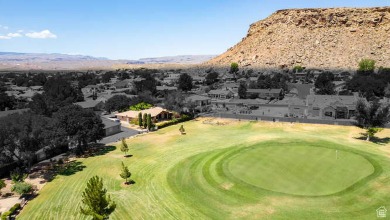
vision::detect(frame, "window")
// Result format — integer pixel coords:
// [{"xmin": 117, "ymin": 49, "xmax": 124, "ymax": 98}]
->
[
  {"xmin": 348, "ymin": 110, "xmax": 355, "ymax": 117},
  {"xmin": 313, "ymin": 107, "xmax": 320, "ymax": 110},
  {"xmin": 324, "ymin": 111, "xmax": 333, "ymax": 117}
]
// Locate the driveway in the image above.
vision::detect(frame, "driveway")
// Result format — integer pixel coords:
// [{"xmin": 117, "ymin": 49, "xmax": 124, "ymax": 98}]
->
[{"xmin": 99, "ymin": 126, "xmax": 140, "ymax": 144}]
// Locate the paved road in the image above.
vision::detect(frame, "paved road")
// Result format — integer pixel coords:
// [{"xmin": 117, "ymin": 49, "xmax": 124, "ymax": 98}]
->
[{"xmin": 99, "ymin": 126, "xmax": 140, "ymax": 144}]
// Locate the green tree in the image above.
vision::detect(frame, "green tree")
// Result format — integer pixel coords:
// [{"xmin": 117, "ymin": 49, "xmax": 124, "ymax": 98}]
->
[
  {"xmin": 120, "ymin": 138, "xmax": 129, "ymax": 156},
  {"xmin": 384, "ymin": 83, "xmax": 390, "ymax": 102},
  {"xmin": 80, "ymin": 176, "xmax": 116, "ymax": 220},
  {"xmin": 178, "ymin": 73, "xmax": 193, "ymax": 92},
  {"xmin": 143, "ymin": 113, "xmax": 147, "ymax": 129},
  {"xmin": 358, "ymin": 59, "xmax": 375, "ymax": 75},
  {"xmin": 230, "ymin": 62, "xmax": 239, "ymax": 81},
  {"xmin": 147, "ymin": 114, "xmax": 152, "ymax": 131},
  {"xmin": 230, "ymin": 62, "xmax": 239, "ymax": 74},
  {"xmin": 238, "ymin": 82, "xmax": 247, "ymax": 99},
  {"xmin": 314, "ymin": 72, "xmax": 336, "ymax": 95},
  {"xmin": 54, "ymin": 105, "xmax": 105, "ymax": 154},
  {"xmin": 205, "ymin": 71, "xmax": 219, "ymax": 85},
  {"xmin": 138, "ymin": 112, "xmax": 142, "ymax": 127},
  {"xmin": 0, "ymin": 179, "xmax": 6, "ymax": 195},
  {"xmin": 104, "ymin": 95, "xmax": 133, "ymax": 113},
  {"xmin": 119, "ymin": 162, "xmax": 132, "ymax": 184},
  {"xmin": 355, "ymin": 99, "xmax": 390, "ymax": 141}
]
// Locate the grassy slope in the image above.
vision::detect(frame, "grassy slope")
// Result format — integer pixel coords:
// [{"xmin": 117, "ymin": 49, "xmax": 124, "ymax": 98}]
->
[{"xmin": 18, "ymin": 119, "xmax": 390, "ymax": 219}]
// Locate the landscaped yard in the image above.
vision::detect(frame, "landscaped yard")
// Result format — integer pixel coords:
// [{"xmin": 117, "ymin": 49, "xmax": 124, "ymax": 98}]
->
[{"xmin": 18, "ymin": 118, "xmax": 390, "ymax": 219}]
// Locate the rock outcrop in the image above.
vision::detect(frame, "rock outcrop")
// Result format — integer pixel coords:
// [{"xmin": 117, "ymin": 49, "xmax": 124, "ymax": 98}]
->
[{"xmin": 207, "ymin": 7, "xmax": 390, "ymax": 70}]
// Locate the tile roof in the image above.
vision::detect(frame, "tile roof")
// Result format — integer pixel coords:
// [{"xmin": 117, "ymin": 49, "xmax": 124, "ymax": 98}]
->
[
  {"xmin": 307, "ymin": 94, "xmax": 358, "ymax": 109},
  {"xmin": 116, "ymin": 107, "xmax": 170, "ymax": 118}
]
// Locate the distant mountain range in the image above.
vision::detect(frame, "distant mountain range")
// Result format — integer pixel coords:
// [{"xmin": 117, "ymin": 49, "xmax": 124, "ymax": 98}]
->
[
  {"xmin": 127, "ymin": 55, "xmax": 216, "ymax": 64},
  {"xmin": 0, "ymin": 52, "xmax": 215, "ymax": 70},
  {"xmin": 0, "ymin": 52, "xmax": 108, "ymax": 62}
]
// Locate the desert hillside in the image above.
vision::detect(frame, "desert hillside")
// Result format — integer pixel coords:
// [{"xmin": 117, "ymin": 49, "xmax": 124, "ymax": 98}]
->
[{"xmin": 207, "ymin": 7, "xmax": 390, "ymax": 70}]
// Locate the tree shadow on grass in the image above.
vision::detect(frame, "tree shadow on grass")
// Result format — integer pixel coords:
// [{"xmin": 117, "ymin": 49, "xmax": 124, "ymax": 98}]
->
[
  {"xmin": 57, "ymin": 161, "xmax": 86, "ymax": 176},
  {"xmin": 81, "ymin": 144, "xmax": 117, "ymax": 158},
  {"xmin": 355, "ymin": 133, "xmax": 390, "ymax": 145}
]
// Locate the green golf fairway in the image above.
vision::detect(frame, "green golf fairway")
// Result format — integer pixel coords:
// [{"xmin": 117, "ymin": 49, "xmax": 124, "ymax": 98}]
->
[
  {"xmin": 17, "ymin": 119, "xmax": 390, "ymax": 219},
  {"xmin": 227, "ymin": 145, "xmax": 375, "ymax": 196}
]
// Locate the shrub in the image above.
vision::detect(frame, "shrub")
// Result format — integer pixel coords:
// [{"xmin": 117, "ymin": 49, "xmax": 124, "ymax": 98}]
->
[
  {"xmin": 358, "ymin": 59, "xmax": 375, "ymax": 72},
  {"xmin": 11, "ymin": 182, "xmax": 32, "ymax": 195},
  {"xmin": 130, "ymin": 118, "xmax": 139, "ymax": 125},
  {"xmin": 10, "ymin": 168, "xmax": 27, "ymax": 183},
  {"xmin": 1, "ymin": 203, "xmax": 21, "ymax": 219},
  {"xmin": 157, "ymin": 115, "xmax": 193, "ymax": 129},
  {"xmin": 1, "ymin": 211, "xmax": 11, "ymax": 220},
  {"xmin": 293, "ymin": 65, "xmax": 304, "ymax": 73}
]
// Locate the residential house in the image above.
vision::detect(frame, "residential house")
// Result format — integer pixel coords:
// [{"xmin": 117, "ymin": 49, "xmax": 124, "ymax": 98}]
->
[
  {"xmin": 29, "ymin": 86, "xmax": 43, "ymax": 92},
  {"xmin": 185, "ymin": 95, "xmax": 211, "ymax": 112},
  {"xmin": 246, "ymin": 88, "xmax": 284, "ymax": 100},
  {"xmin": 113, "ymin": 79, "xmax": 133, "ymax": 90},
  {"xmin": 287, "ymin": 83, "xmax": 314, "ymax": 99},
  {"xmin": 288, "ymin": 98, "xmax": 308, "ymax": 117},
  {"xmin": 193, "ymin": 76, "xmax": 206, "ymax": 84},
  {"xmin": 306, "ymin": 94, "xmax": 359, "ymax": 119},
  {"xmin": 116, "ymin": 107, "xmax": 173, "ymax": 123},
  {"xmin": 81, "ymin": 85, "xmax": 101, "ymax": 96},
  {"xmin": 101, "ymin": 117, "xmax": 121, "ymax": 136},
  {"xmin": 334, "ymin": 81, "xmax": 346, "ymax": 92},
  {"xmin": 163, "ymin": 73, "xmax": 180, "ymax": 85},
  {"xmin": 156, "ymin": 86, "xmax": 177, "ymax": 92},
  {"xmin": 208, "ymin": 89, "xmax": 234, "ymax": 100}
]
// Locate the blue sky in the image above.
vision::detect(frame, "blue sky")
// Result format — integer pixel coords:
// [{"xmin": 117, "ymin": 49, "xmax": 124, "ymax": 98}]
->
[{"xmin": 0, "ymin": 0, "xmax": 388, "ymax": 59}]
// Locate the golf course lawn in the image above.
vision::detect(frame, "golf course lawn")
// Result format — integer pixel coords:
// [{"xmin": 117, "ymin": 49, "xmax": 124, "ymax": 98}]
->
[{"xmin": 18, "ymin": 118, "xmax": 390, "ymax": 219}]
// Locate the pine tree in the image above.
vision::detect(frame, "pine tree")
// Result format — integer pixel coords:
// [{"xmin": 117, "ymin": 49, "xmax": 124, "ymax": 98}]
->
[
  {"xmin": 119, "ymin": 162, "xmax": 132, "ymax": 184},
  {"xmin": 80, "ymin": 176, "xmax": 116, "ymax": 220},
  {"xmin": 120, "ymin": 138, "xmax": 129, "ymax": 156},
  {"xmin": 138, "ymin": 112, "xmax": 142, "ymax": 127},
  {"xmin": 147, "ymin": 113, "xmax": 152, "ymax": 131},
  {"xmin": 143, "ymin": 113, "xmax": 147, "ymax": 129}
]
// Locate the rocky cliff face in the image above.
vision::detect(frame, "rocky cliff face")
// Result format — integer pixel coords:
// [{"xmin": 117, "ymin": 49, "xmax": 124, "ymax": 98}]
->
[{"xmin": 207, "ymin": 7, "xmax": 390, "ymax": 70}]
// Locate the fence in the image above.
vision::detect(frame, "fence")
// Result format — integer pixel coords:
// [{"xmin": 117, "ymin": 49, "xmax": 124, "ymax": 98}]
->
[{"xmin": 211, "ymin": 112, "xmax": 357, "ymax": 126}]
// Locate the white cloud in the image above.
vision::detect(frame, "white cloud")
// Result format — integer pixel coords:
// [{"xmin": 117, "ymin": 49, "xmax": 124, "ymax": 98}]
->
[
  {"xmin": 0, "ymin": 35, "xmax": 11, "ymax": 40},
  {"xmin": 7, "ymin": 33, "xmax": 22, "ymax": 38},
  {"xmin": 0, "ymin": 32, "xmax": 23, "ymax": 40},
  {"xmin": 25, "ymin": 30, "xmax": 57, "ymax": 39},
  {"xmin": 17, "ymin": 30, "xmax": 24, "ymax": 33}
]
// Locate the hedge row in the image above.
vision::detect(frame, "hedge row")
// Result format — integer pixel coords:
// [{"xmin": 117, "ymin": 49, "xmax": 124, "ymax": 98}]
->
[
  {"xmin": 1, "ymin": 203, "xmax": 21, "ymax": 220},
  {"xmin": 157, "ymin": 115, "xmax": 193, "ymax": 129}
]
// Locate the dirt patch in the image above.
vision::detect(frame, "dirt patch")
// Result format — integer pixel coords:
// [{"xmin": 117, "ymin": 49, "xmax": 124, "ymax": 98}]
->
[{"xmin": 221, "ymin": 182, "xmax": 234, "ymax": 190}]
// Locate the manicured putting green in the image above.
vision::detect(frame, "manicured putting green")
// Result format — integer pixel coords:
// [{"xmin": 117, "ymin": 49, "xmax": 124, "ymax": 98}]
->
[{"xmin": 227, "ymin": 145, "xmax": 375, "ymax": 196}]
